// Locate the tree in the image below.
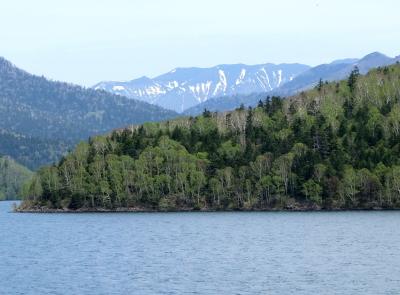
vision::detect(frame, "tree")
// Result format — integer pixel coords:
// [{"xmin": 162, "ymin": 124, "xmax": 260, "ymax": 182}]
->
[
  {"xmin": 25, "ymin": 174, "xmax": 43, "ymax": 201},
  {"xmin": 316, "ymin": 78, "xmax": 323, "ymax": 92},
  {"xmin": 258, "ymin": 175, "xmax": 274, "ymax": 205},
  {"xmin": 314, "ymin": 164, "xmax": 327, "ymax": 183},
  {"xmin": 194, "ymin": 170, "xmax": 207, "ymax": 204},
  {"xmin": 339, "ymin": 166, "xmax": 359, "ymax": 205},
  {"xmin": 348, "ymin": 66, "xmax": 360, "ymax": 93},
  {"xmin": 386, "ymin": 166, "xmax": 400, "ymax": 205},
  {"xmin": 273, "ymin": 153, "xmax": 294, "ymax": 196},
  {"xmin": 0, "ymin": 156, "xmax": 33, "ymax": 200},
  {"xmin": 388, "ymin": 104, "xmax": 400, "ymax": 136},
  {"xmin": 251, "ymin": 154, "xmax": 272, "ymax": 181},
  {"xmin": 302, "ymin": 179, "xmax": 322, "ymax": 205}
]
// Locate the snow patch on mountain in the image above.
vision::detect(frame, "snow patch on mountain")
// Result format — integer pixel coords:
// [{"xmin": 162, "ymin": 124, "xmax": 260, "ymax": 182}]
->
[
  {"xmin": 112, "ymin": 85, "xmax": 125, "ymax": 91},
  {"xmin": 235, "ymin": 69, "xmax": 246, "ymax": 85},
  {"xmin": 213, "ymin": 69, "xmax": 227, "ymax": 96},
  {"xmin": 277, "ymin": 70, "xmax": 282, "ymax": 87}
]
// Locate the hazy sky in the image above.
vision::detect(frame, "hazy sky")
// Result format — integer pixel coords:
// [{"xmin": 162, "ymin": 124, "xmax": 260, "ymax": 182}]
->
[{"xmin": 1, "ymin": 0, "xmax": 399, "ymax": 86}]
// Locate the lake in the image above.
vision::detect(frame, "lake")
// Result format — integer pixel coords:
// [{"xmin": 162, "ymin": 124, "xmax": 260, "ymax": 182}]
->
[{"xmin": 1, "ymin": 201, "xmax": 400, "ymax": 294}]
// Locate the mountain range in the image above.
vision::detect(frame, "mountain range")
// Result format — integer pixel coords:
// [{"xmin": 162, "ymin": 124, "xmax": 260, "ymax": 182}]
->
[
  {"xmin": 95, "ymin": 52, "xmax": 400, "ymax": 115},
  {"xmin": 93, "ymin": 63, "xmax": 310, "ymax": 112}
]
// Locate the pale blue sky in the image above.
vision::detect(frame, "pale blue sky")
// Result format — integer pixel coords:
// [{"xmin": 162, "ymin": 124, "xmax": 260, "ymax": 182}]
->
[{"xmin": 1, "ymin": 0, "xmax": 399, "ymax": 86}]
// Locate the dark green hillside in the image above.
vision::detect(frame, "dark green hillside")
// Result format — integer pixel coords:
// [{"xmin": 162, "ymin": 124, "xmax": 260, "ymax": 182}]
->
[
  {"xmin": 0, "ymin": 129, "xmax": 69, "ymax": 170},
  {"xmin": 0, "ymin": 57, "xmax": 177, "ymax": 169},
  {"xmin": 20, "ymin": 64, "xmax": 400, "ymax": 211},
  {"xmin": 0, "ymin": 57, "xmax": 177, "ymax": 141},
  {"xmin": 0, "ymin": 156, "xmax": 33, "ymax": 200}
]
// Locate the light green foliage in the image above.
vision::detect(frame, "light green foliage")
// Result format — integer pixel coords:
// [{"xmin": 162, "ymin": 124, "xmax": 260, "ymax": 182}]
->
[
  {"xmin": 218, "ymin": 140, "xmax": 241, "ymax": 162},
  {"xmin": 320, "ymin": 96, "xmax": 344, "ymax": 132},
  {"xmin": 388, "ymin": 104, "xmax": 400, "ymax": 136},
  {"xmin": 339, "ymin": 166, "xmax": 359, "ymax": 205},
  {"xmin": 302, "ymin": 180, "xmax": 322, "ymax": 205},
  {"xmin": 23, "ymin": 174, "xmax": 43, "ymax": 201},
  {"xmin": 0, "ymin": 157, "xmax": 33, "ymax": 200}
]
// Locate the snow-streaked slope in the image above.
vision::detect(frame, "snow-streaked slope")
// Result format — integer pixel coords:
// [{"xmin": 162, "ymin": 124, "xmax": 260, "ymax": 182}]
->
[{"xmin": 93, "ymin": 63, "xmax": 310, "ymax": 112}]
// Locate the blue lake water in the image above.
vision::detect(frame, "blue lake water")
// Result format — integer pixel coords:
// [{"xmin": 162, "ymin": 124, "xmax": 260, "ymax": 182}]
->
[{"xmin": 1, "ymin": 201, "xmax": 400, "ymax": 294}]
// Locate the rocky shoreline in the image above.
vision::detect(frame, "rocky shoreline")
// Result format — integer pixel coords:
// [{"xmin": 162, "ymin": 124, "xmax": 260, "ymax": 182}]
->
[{"xmin": 15, "ymin": 204, "xmax": 393, "ymax": 213}]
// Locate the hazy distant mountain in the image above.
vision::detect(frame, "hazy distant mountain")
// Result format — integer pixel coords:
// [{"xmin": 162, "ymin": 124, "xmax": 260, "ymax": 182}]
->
[
  {"xmin": 329, "ymin": 58, "xmax": 359, "ymax": 65},
  {"xmin": 0, "ymin": 57, "xmax": 177, "ymax": 169},
  {"xmin": 93, "ymin": 63, "xmax": 310, "ymax": 112},
  {"xmin": 276, "ymin": 52, "xmax": 400, "ymax": 95},
  {"xmin": 184, "ymin": 52, "xmax": 400, "ymax": 115}
]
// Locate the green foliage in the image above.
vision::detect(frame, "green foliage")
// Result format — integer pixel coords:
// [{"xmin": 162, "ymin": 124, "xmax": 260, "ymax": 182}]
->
[
  {"xmin": 0, "ymin": 156, "xmax": 33, "ymax": 200},
  {"xmin": 21, "ymin": 64, "xmax": 400, "ymax": 210},
  {"xmin": 347, "ymin": 66, "xmax": 360, "ymax": 94},
  {"xmin": 302, "ymin": 180, "xmax": 322, "ymax": 205},
  {"xmin": 0, "ymin": 130, "xmax": 69, "ymax": 170}
]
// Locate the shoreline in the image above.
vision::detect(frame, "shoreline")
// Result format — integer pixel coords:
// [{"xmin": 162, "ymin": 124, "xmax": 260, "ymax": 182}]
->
[{"xmin": 14, "ymin": 206, "xmax": 398, "ymax": 213}]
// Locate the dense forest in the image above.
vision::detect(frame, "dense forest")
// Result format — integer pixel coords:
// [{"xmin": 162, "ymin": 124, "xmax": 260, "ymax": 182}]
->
[
  {"xmin": 19, "ymin": 64, "xmax": 400, "ymax": 211},
  {"xmin": 0, "ymin": 156, "xmax": 33, "ymax": 200}
]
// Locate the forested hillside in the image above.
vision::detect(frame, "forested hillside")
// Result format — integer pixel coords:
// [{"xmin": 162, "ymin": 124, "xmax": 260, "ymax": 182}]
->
[
  {"xmin": 0, "ymin": 156, "xmax": 33, "ymax": 200},
  {"xmin": 0, "ymin": 129, "xmax": 69, "ymax": 170},
  {"xmin": 20, "ymin": 64, "xmax": 400, "ymax": 211},
  {"xmin": 0, "ymin": 57, "xmax": 177, "ymax": 169},
  {"xmin": 0, "ymin": 57, "xmax": 176, "ymax": 141}
]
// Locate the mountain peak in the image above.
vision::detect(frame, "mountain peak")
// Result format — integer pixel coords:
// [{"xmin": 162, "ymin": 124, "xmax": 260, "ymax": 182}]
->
[
  {"xmin": 0, "ymin": 57, "xmax": 29, "ymax": 77},
  {"xmin": 355, "ymin": 52, "xmax": 394, "ymax": 73},
  {"xmin": 133, "ymin": 76, "xmax": 152, "ymax": 82},
  {"xmin": 359, "ymin": 52, "xmax": 390, "ymax": 62},
  {"xmin": 0, "ymin": 56, "xmax": 14, "ymax": 68}
]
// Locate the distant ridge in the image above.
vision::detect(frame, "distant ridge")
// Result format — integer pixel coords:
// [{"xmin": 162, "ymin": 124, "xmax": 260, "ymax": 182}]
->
[
  {"xmin": 94, "ymin": 63, "xmax": 310, "ymax": 112},
  {"xmin": 274, "ymin": 52, "xmax": 400, "ymax": 96},
  {"xmin": 183, "ymin": 52, "xmax": 400, "ymax": 115}
]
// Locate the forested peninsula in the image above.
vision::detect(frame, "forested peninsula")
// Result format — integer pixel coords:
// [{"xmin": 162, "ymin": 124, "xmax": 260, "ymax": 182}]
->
[{"xmin": 18, "ymin": 64, "xmax": 400, "ymax": 212}]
